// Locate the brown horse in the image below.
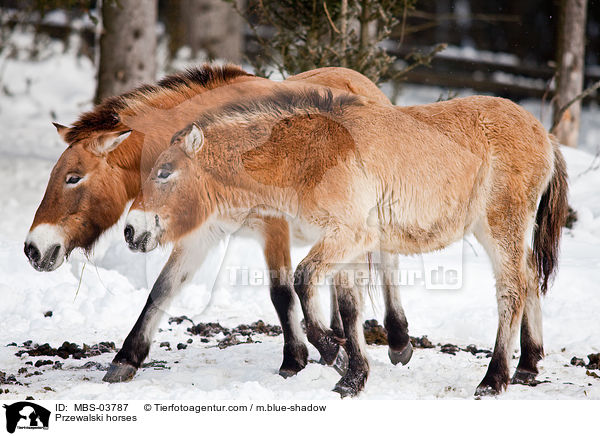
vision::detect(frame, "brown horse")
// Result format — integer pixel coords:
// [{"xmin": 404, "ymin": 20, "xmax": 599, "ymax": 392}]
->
[
  {"xmin": 24, "ymin": 64, "xmax": 415, "ymax": 382},
  {"xmin": 127, "ymin": 87, "xmax": 568, "ymax": 397}
]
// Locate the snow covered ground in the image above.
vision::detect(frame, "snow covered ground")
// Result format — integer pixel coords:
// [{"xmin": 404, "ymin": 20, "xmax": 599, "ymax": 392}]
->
[{"xmin": 0, "ymin": 38, "xmax": 599, "ymax": 400}]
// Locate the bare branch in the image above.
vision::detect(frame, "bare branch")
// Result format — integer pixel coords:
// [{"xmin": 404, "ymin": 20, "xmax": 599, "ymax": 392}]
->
[
  {"xmin": 398, "ymin": 0, "xmax": 408, "ymax": 47},
  {"xmin": 551, "ymin": 79, "xmax": 600, "ymax": 134},
  {"xmin": 408, "ymin": 10, "xmax": 519, "ymax": 23},
  {"xmin": 391, "ymin": 43, "xmax": 447, "ymax": 81},
  {"xmin": 323, "ymin": 1, "xmax": 340, "ymax": 34}
]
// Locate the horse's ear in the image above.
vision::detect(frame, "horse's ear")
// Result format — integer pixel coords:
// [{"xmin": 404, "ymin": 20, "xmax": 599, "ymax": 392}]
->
[
  {"xmin": 92, "ymin": 130, "xmax": 132, "ymax": 156},
  {"xmin": 52, "ymin": 122, "xmax": 70, "ymax": 142},
  {"xmin": 181, "ymin": 124, "xmax": 204, "ymax": 158}
]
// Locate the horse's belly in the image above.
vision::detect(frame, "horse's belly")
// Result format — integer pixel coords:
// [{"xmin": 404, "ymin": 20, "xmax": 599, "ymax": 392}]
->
[
  {"xmin": 378, "ymin": 224, "xmax": 469, "ymax": 255},
  {"xmin": 377, "ymin": 203, "xmax": 477, "ymax": 255},
  {"xmin": 290, "ymin": 219, "xmax": 323, "ymax": 246}
]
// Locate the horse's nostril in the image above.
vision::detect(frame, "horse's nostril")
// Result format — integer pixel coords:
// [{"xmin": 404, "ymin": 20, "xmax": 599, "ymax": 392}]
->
[
  {"xmin": 124, "ymin": 224, "xmax": 134, "ymax": 244},
  {"xmin": 24, "ymin": 242, "xmax": 41, "ymax": 263},
  {"xmin": 137, "ymin": 231, "xmax": 151, "ymax": 252},
  {"xmin": 47, "ymin": 244, "xmax": 61, "ymax": 263}
]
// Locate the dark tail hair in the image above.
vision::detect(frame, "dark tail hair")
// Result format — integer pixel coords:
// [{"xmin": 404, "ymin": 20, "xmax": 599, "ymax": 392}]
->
[{"xmin": 533, "ymin": 135, "xmax": 569, "ymax": 294}]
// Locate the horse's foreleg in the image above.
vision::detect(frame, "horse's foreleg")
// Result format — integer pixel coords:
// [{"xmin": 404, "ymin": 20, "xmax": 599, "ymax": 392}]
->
[
  {"xmin": 333, "ymin": 275, "xmax": 369, "ymax": 397},
  {"xmin": 261, "ymin": 218, "xmax": 308, "ymax": 378},
  {"xmin": 380, "ymin": 251, "xmax": 412, "ymax": 365},
  {"xmin": 103, "ymin": 237, "xmax": 214, "ymax": 383}
]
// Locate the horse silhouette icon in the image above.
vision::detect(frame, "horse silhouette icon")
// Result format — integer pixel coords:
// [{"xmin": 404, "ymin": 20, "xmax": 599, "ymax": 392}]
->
[{"xmin": 3, "ymin": 402, "xmax": 50, "ymax": 433}]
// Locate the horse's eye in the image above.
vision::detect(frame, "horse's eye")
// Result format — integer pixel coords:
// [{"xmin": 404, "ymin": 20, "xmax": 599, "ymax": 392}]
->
[
  {"xmin": 157, "ymin": 168, "xmax": 171, "ymax": 179},
  {"xmin": 66, "ymin": 175, "xmax": 82, "ymax": 184}
]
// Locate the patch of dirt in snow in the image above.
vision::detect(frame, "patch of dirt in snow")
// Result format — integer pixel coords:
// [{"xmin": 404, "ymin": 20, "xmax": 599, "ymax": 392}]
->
[
  {"xmin": 168, "ymin": 317, "xmax": 282, "ymax": 349},
  {"xmin": 570, "ymin": 353, "xmax": 600, "ymax": 380}
]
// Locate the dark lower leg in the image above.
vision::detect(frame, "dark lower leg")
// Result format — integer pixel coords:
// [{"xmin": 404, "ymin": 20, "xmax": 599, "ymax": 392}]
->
[
  {"xmin": 380, "ymin": 252, "xmax": 412, "ymax": 364},
  {"xmin": 513, "ymin": 287, "xmax": 544, "ymax": 383},
  {"xmin": 477, "ymin": 340, "xmax": 511, "ymax": 395},
  {"xmin": 112, "ymin": 299, "xmax": 160, "ymax": 368},
  {"xmin": 294, "ymin": 264, "xmax": 341, "ymax": 365},
  {"xmin": 385, "ymin": 312, "xmax": 412, "ymax": 366},
  {"xmin": 384, "ymin": 309, "xmax": 410, "ymax": 352},
  {"xmin": 476, "ymin": 290, "xmax": 525, "ymax": 396},
  {"xmin": 104, "ymin": 272, "xmax": 174, "ymax": 383},
  {"xmin": 103, "ymin": 245, "xmax": 200, "ymax": 383},
  {"xmin": 333, "ymin": 286, "xmax": 369, "ymax": 397},
  {"xmin": 262, "ymin": 217, "xmax": 309, "ymax": 376},
  {"xmin": 270, "ymin": 284, "xmax": 308, "ymax": 377},
  {"xmin": 330, "ymin": 283, "xmax": 345, "ymax": 339}
]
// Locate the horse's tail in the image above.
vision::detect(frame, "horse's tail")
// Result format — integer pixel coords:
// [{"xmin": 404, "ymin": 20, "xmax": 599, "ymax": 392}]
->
[{"xmin": 533, "ymin": 134, "xmax": 569, "ymax": 294}]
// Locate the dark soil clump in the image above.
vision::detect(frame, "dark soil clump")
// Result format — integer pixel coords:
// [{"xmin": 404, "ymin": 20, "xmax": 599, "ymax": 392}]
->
[
  {"xmin": 182, "ymin": 319, "xmax": 282, "ymax": 349},
  {"xmin": 571, "ymin": 356, "xmax": 586, "ymax": 367},
  {"xmin": 0, "ymin": 372, "xmax": 20, "ymax": 385},
  {"xmin": 14, "ymin": 341, "xmax": 116, "ymax": 360},
  {"xmin": 586, "ymin": 370, "xmax": 600, "ymax": 380},
  {"xmin": 362, "ymin": 319, "xmax": 435, "ymax": 349},
  {"xmin": 587, "ymin": 353, "xmax": 600, "ymax": 370},
  {"xmin": 570, "ymin": 353, "xmax": 600, "ymax": 370},
  {"xmin": 440, "ymin": 344, "xmax": 461, "ymax": 355},
  {"xmin": 411, "ymin": 336, "xmax": 435, "ymax": 349},
  {"xmin": 363, "ymin": 319, "xmax": 387, "ymax": 345},
  {"xmin": 187, "ymin": 322, "xmax": 230, "ymax": 337}
]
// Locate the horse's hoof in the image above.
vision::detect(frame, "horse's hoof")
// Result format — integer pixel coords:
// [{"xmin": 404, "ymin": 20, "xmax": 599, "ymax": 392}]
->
[
  {"xmin": 510, "ymin": 369, "xmax": 538, "ymax": 385},
  {"xmin": 103, "ymin": 361, "xmax": 137, "ymax": 383},
  {"xmin": 320, "ymin": 347, "xmax": 349, "ymax": 376},
  {"xmin": 279, "ymin": 368, "xmax": 298, "ymax": 378},
  {"xmin": 333, "ymin": 382, "xmax": 358, "ymax": 398},
  {"xmin": 388, "ymin": 342, "xmax": 413, "ymax": 366},
  {"xmin": 474, "ymin": 384, "xmax": 501, "ymax": 397},
  {"xmin": 333, "ymin": 347, "xmax": 349, "ymax": 376},
  {"xmin": 313, "ymin": 332, "xmax": 343, "ymax": 366},
  {"xmin": 333, "ymin": 370, "xmax": 367, "ymax": 398},
  {"xmin": 279, "ymin": 343, "xmax": 308, "ymax": 378}
]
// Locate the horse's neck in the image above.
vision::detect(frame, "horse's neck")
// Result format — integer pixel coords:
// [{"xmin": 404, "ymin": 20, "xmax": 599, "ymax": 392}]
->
[{"xmin": 116, "ymin": 75, "xmax": 267, "ymax": 188}]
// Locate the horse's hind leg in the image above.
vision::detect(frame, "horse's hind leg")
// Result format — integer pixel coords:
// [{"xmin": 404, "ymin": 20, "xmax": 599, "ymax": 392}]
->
[
  {"xmin": 380, "ymin": 251, "xmax": 412, "ymax": 365},
  {"xmin": 294, "ymin": 230, "xmax": 371, "ymax": 366},
  {"xmin": 474, "ymin": 216, "xmax": 531, "ymax": 396},
  {"xmin": 262, "ymin": 218, "xmax": 308, "ymax": 378},
  {"xmin": 321, "ymin": 277, "xmax": 353, "ymax": 376},
  {"xmin": 512, "ymin": 252, "xmax": 544, "ymax": 384},
  {"xmin": 329, "ymin": 282, "xmax": 345, "ymax": 339},
  {"xmin": 333, "ymin": 276, "xmax": 369, "ymax": 397}
]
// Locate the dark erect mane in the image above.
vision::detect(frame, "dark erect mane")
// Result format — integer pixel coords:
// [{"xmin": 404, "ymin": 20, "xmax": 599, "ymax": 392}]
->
[
  {"xmin": 194, "ymin": 87, "xmax": 364, "ymax": 132},
  {"xmin": 64, "ymin": 64, "xmax": 252, "ymax": 144}
]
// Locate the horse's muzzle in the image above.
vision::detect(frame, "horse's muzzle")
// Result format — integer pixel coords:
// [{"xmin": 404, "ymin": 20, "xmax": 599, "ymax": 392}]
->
[
  {"xmin": 124, "ymin": 210, "xmax": 161, "ymax": 253},
  {"xmin": 24, "ymin": 241, "xmax": 62, "ymax": 271},
  {"xmin": 124, "ymin": 224, "xmax": 153, "ymax": 252}
]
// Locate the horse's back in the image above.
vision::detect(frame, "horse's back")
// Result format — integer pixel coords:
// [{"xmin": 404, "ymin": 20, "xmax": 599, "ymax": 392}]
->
[
  {"xmin": 342, "ymin": 96, "xmax": 553, "ymax": 254},
  {"xmin": 287, "ymin": 67, "xmax": 391, "ymax": 106},
  {"xmin": 415, "ymin": 96, "xmax": 555, "ymax": 213}
]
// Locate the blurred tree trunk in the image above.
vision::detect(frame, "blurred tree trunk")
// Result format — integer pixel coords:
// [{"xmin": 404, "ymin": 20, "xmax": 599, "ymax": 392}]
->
[
  {"xmin": 165, "ymin": 1, "xmax": 185, "ymax": 61},
  {"xmin": 95, "ymin": 0, "xmax": 158, "ymax": 103},
  {"xmin": 184, "ymin": 0, "xmax": 242, "ymax": 63},
  {"xmin": 552, "ymin": 0, "xmax": 588, "ymax": 147}
]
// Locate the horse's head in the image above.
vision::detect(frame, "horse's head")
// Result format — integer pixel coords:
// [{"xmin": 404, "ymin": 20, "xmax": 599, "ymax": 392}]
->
[
  {"xmin": 125, "ymin": 124, "xmax": 209, "ymax": 253},
  {"xmin": 24, "ymin": 123, "xmax": 133, "ymax": 271}
]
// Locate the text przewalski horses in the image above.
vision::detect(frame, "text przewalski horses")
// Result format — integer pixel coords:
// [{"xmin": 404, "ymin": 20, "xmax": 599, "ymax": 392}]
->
[{"xmin": 126, "ymin": 88, "xmax": 567, "ymax": 397}]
